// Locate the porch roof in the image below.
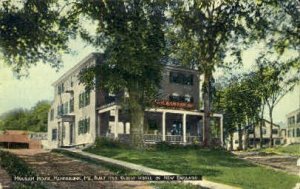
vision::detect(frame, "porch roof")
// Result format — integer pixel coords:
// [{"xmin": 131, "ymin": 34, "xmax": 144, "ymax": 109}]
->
[{"xmin": 97, "ymin": 104, "xmax": 223, "ymax": 118}]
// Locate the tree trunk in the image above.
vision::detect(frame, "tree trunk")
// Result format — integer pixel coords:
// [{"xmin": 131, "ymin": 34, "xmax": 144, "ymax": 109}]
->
[
  {"xmin": 230, "ymin": 133, "xmax": 233, "ymax": 151},
  {"xmin": 259, "ymin": 104, "xmax": 264, "ymax": 148},
  {"xmin": 253, "ymin": 120, "xmax": 257, "ymax": 148},
  {"xmin": 128, "ymin": 92, "xmax": 144, "ymax": 149},
  {"xmin": 244, "ymin": 128, "xmax": 248, "ymax": 150},
  {"xmin": 269, "ymin": 107, "xmax": 274, "ymax": 147},
  {"xmin": 259, "ymin": 119, "xmax": 263, "ymax": 148},
  {"xmin": 238, "ymin": 123, "xmax": 243, "ymax": 150},
  {"xmin": 244, "ymin": 118, "xmax": 249, "ymax": 150},
  {"xmin": 203, "ymin": 72, "xmax": 211, "ymax": 147}
]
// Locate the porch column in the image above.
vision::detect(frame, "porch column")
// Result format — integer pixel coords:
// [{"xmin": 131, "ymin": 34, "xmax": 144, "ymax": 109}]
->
[
  {"xmin": 220, "ymin": 116, "xmax": 224, "ymax": 146},
  {"xmin": 61, "ymin": 122, "xmax": 64, "ymax": 146},
  {"xmin": 57, "ymin": 122, "xmax": 61, "ymax": 147},
  {"xmin": 114, "ymin": 107, "xmax": 119, "ymax": 139},
  {"xmin": 162, "ymin": 111, "xmax": 166, "ymax": 141},
  {"xmin": 97, "ymin": 114, "xmax": 101, "ymax": 137},
  {"xmin": 183, "ymin": 113, "xmax": 187, "ymax": 143}
]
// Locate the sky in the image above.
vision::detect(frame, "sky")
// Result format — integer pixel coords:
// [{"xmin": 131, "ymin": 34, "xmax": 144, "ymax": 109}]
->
[{"xmin": 0, "ymin": 37, "xmax": 299, "ymax": 126}]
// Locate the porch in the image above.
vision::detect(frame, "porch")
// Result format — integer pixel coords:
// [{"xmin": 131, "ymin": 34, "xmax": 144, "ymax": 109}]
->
[{"xmin": 97, "ymin": 105, "xmax": 223, "ymax": 145}]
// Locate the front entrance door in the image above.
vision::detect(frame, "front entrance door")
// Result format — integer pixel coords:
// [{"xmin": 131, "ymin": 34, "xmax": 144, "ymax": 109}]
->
[{"xmin": 70, "ymin": 123, "xmax": 74, "ymax": 145}]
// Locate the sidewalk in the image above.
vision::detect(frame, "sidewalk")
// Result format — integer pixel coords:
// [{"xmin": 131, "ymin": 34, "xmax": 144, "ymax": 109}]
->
[{"xmin": 69, "ymin": 149, "xmax": 240, "ymax": 189}]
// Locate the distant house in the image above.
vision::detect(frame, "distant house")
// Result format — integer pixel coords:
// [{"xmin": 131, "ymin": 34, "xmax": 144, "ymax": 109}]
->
[
  {"xmin": 226, "ymin": 119, "xmax": 283, "ymax": 150},
  {"xmin": 47, "ymin": 53, "xmax": 224, "ymax": 149},
  {"xmin": 0, "ymin": 130, "xmax": 47, "ymax": 149},
  {"xmin": 286, "ymin": 108, "xmax": 300, "ymax": 144}
]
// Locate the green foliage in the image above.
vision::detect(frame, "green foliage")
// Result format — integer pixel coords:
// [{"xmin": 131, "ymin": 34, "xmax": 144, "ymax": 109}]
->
[
  {"xmin": 256, "ymin": 0, "xmax": 299, "ymax": 55},
  {"xmin": 0, "ymin": 0, "xmax": 75, "ymax": 75},
  {"xmin": 0, "ymin": 150, "xmax": 45, "ymax": 189},
  {"xmin": 0, "ymin": 100, "xmax": 50, "ymax": 132},
  {"xmin": 213, "ymin": 73, "xmax": 261, "ymax": 138},
  {"xmin": 76, "ymin": 0, "xmax": 167, "ymax": 147},
  {"xmin": 77, "ymin": 0, "xmax": 166, "ymax": 106},
  {"xmin": 92, "ymin": 137, "xmax": 126, "ymax": 149}
]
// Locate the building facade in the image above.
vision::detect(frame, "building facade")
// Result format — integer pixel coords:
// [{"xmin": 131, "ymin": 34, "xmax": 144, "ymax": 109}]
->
[
  {"xmin": 286, "ymin": 108, "xmax": 300, "ymax": 144},
  {"xmin": 47, "ymin": 53, "xmax": 223, "ymax": 148},
  {"xmin": 227, "ymin": 119, "xmax": 282, "ymax": 150}
]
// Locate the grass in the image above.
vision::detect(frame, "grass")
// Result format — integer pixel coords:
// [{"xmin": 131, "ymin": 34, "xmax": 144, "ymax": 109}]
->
[
  {"xmin": 84, "ymin": 139, "xmax": 299, "ymax": 189},
  {"xmin": 249, "ymin": 144, "xmax": 300, "ymax": 156},
  {"xmin": 53, "ymin": 148, "xmax": 207, "ymax": 189}
]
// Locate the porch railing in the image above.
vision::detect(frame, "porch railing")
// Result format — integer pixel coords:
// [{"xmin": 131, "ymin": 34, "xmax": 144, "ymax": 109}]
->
[
  {"xmin": 166, "ymin": 135, "xmax": 182, "ymax": 143},
  {"xmin": 187, "ymin": 136, "xmax": 201, "ymax": 144},
  {"xmin": 144, "ymin": 134, "xmax": 162, "ymax": 142},
  {"xmin": 143, "ymin": 134, "xmax": 202, "ymax": 144}
]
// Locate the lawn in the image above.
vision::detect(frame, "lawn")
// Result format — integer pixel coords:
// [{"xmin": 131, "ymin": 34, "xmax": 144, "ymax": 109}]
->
[
  {"xmin": 84, "ymin": 140, "xmax": 299, "ymax": 189},
  {"xmin": 252, "ymin": 144, "xmax": 300, "ymax": 156}
]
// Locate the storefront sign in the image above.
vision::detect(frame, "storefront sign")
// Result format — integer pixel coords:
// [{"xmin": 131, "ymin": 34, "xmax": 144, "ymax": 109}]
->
[{"xmin": 154, "ymin": 100, "xmax": 194, "ymax": 109}]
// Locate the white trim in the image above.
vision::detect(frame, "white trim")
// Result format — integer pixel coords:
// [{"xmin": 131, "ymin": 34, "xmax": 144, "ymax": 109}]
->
[
  {"xmin": 52, "ymin": 53, "xmax": 102, "ymax": 86},
  {"xmin": 98, "ymin": 105, "xmax": 121, "ymax": 114}
]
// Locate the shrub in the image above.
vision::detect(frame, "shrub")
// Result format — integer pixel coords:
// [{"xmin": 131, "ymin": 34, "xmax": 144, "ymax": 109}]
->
[{"xmin": 94, "ymin": 137, "xmax": 125, "ymax": 149}]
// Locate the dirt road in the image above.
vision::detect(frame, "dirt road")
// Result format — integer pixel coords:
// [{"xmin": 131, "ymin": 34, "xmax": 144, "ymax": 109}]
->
[
  {"xmin": 233, "ymin": 151, "xmax": 299, "ymax": 175},
  {"xmin": 8, "ymin": 149, "xmax": 153, "ymax": 189}
]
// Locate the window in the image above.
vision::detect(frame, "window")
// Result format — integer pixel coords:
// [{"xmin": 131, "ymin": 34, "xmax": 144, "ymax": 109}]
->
[
  {"xmin": 70, "ymin": 98, "xmax": 74, "ymax": 113},
  {"xmin": 293, "ymin": 129, "xmax": 295, "ymax": 137},
  {"xmin": 272, "ymin": 129, "xmax": 278, "ymax": 135},
  {"xmin": 297, "ymin": 113, "xmax": 300, "ymax": 123},
  {"xmin": 262, "ymin": 129, "xmax": 266, "ymax": 135},
  {"xmin": 57, "ymin": 104, "xmax": 63, "ymax": 116},
  {"xmin": 288, "ymin": 116, "xmax": 295, "ymax": 125},
  {"xmin": 297, "ymin": 128, "xmax": 300, "ymax": 137},
  {"xmin": 57, "ymin": 83, "xmax": 65, "ymax": 95},
  {"xmin": 57, "ymin": 103, "xmax": 69, "ymax": 116},
  {"xmin": 50, "ymin": 109, "xmax": 54, "ymax": 121},
  {"xmin": 79, "ymin": 91, "xmax": 90, "ymax": 108},
  {"xmin": 52, "ymin": 129, "xmax": 57, "ymax": 140},
  {"xmin": 64, "ymin": 102, "xmax": 68, "ymax": 115},
  {"xmin": 169, "ymin": 72, "xmax": 194, "ymax": 86},
  {"xmin": 78, "ymin": 117, "xmax": 90, "ymax": 135}
]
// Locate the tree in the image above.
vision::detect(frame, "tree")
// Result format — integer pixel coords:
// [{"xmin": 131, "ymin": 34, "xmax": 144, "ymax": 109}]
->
[
  {"xmin": 214, "ymin": 73, "xmax": 261, "ymax": 150},
  {"xmin": 27, "ymin": 101, "xmax": 51, "ymax": 132},
  {"xmin": 76, "ymin": 0, "xmax": 166, "ymax": 148},
  {"xmin": 169, "ymin": 0, "xmax": 265, "ymax": 146},
  {"xmin": 0, "ymin": 101, "xmax": 50, "ymax": 132},
  {"xmin": 0, "ymin": 0, "xmax": 74, "ymax": 75},
  {"xmin": 255, "ymin": 55, "xmax": 299, "ymax": 147}
]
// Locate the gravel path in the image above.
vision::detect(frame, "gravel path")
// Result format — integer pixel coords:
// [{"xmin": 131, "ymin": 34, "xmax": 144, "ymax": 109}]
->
[{"xmin": 8, "ymin": 149, "xmax": 153, "ymax": 189}]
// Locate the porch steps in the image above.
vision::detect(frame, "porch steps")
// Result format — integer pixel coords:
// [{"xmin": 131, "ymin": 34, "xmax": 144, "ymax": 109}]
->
[{"xmin": 67, "ymin": 149, "xmax": 240, "ymax": 189}]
